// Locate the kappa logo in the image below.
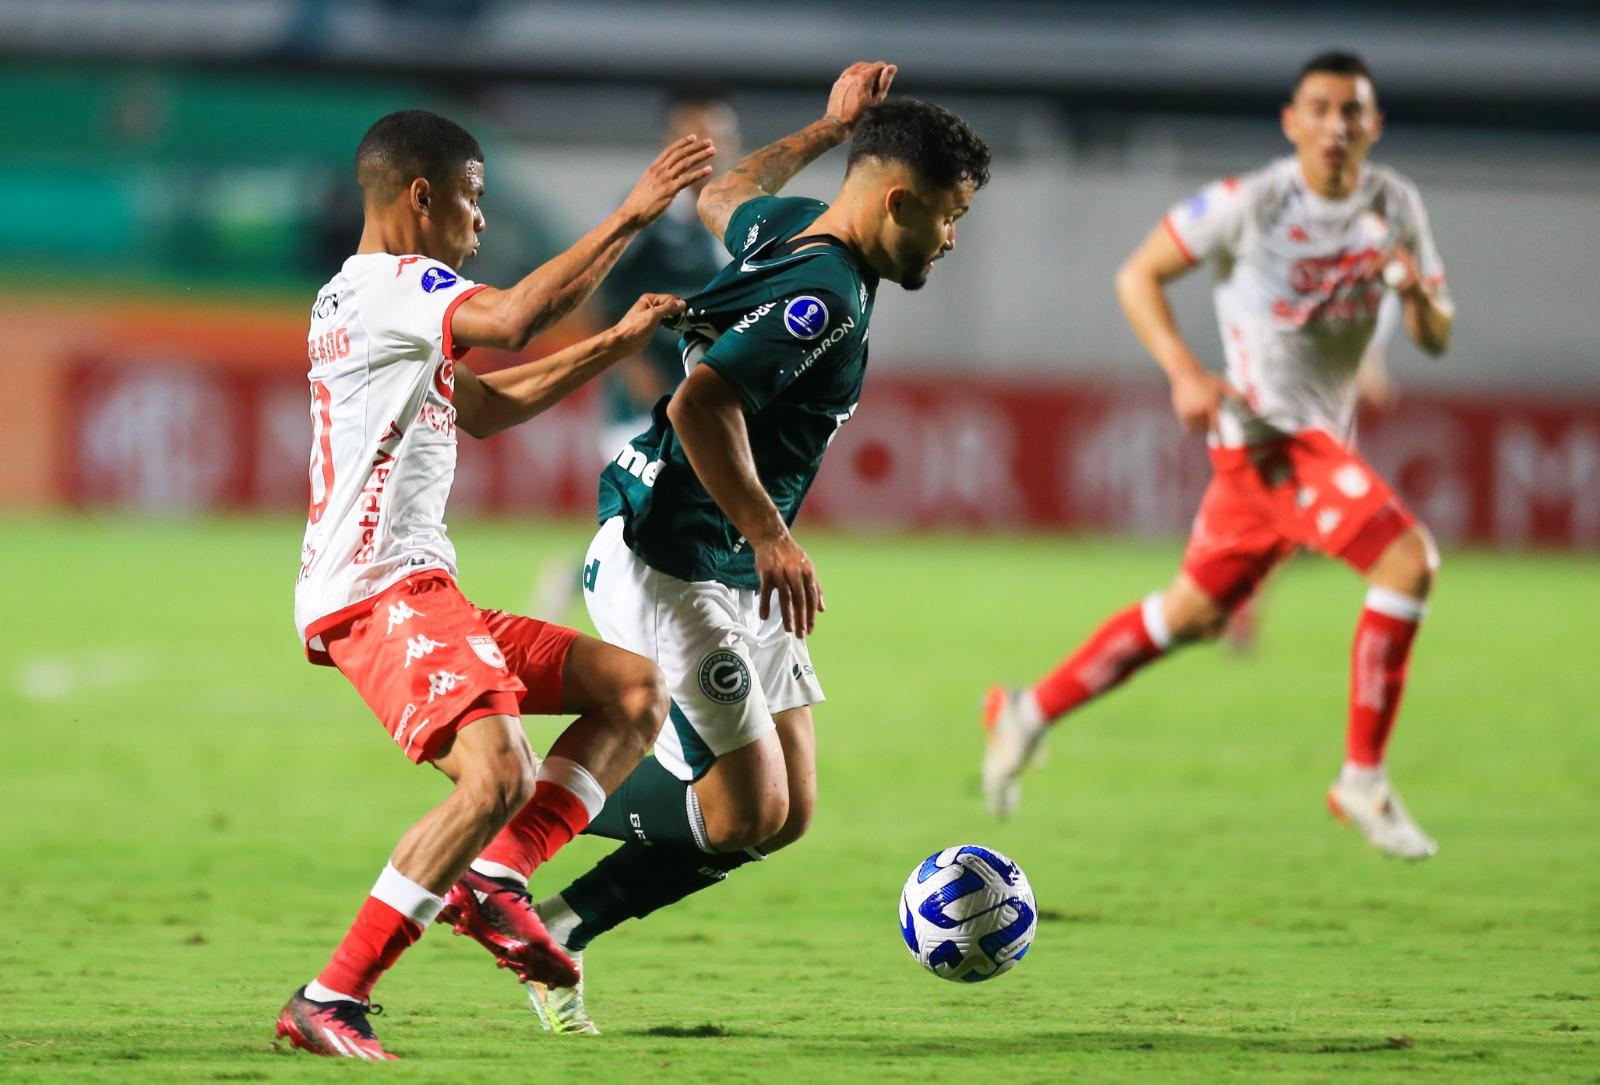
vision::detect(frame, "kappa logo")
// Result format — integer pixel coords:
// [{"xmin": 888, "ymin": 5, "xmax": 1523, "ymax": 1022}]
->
[
  {"xmin": 1333, "ymin": 464, "xmax": 1372, "ymax": 498},
  {"xmin": 394, "ymin": 703, "xmax": 418, "ymax": 747},
  {"xmin": 744, "ymin": 223, "xmax": 760, "ymax": 249},
  {"xmin": 698, "ymin": 649, "xmax": 751, "ymax": 704},
  {"xmin": 404, "ymin": 634, "xmax": 447, "ymax": 667},
  {"xmin": 420, "ymin": 266, "xmax": 458, "ymax": 293},
  {"xmin": 426, "ymin": 670, "xmax": 467, "ymax": 702},
  {"xmin": 783, "ymin": 295, "xmax": 828, "ymax": 340},
  {"xmin": 467, "ymin": 635, "xmax": 506, "ymax": 669},
  {"xmin": 386, "ymin": 601, "xmax": 424, "ymax": 635}
]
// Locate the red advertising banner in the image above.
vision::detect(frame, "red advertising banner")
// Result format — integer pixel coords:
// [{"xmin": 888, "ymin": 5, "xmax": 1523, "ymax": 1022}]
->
[{"xmin": 57, "ymin": 360, "xmax": 1600, "ymax": 550}]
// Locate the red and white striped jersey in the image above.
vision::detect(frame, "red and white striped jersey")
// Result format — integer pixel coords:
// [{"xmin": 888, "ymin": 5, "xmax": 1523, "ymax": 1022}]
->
[
  {"xmin": 294, "ymin": 252, "xmax": 487, "ymax": 662},
  {"xmin": 1163, "ymin": 156, "xmax": 1448, "ymax": 447}
]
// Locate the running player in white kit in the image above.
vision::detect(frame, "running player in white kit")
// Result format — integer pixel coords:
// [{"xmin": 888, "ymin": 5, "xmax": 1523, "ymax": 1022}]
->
[
  {"xmin": 982, "ymin": 52, "xmax": 1455, "ymax": 859},
  {"xmin": 275, "ymin": 109, "xmax": 716, "ymax": 1059}
]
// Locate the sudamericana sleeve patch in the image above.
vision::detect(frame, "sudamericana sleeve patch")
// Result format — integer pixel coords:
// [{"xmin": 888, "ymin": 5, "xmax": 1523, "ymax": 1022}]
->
[
  {"xmin": 782, "ymin": 295, "xmax": 829, "ymax": 340},
  {"xmin": 419, "ymin": 266, "xmax": 459, "ymax": 293}
]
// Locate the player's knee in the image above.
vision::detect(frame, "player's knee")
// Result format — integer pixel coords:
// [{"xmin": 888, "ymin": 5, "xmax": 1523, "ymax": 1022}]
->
[
  {"xmin": 711, "ymin": 793, "xmax": 789, "ymax": 852},
  {"xmin": 764, "ymin": 792, "xmax": 815, "ymax": 852},
  {"xmin": 616, "ymin": 661, "xmax": 670, "ymax": 740},
  {"xmin": 1167, "ymin": 599, "xmax": 1230, "ymax": 642},
  {"xmin": 1372, "ymin": 527, "xmax": 1438, "ymax": 599},
  {"xmin": 459, "ymin": 746, "xmax": 538, "ymax": 824}
]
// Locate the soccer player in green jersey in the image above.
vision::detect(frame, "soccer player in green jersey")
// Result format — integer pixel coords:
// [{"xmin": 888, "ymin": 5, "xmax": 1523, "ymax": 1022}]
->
[{"xmin": 523, "ymin": 62, "xmax": 991, "ymax": 1032}]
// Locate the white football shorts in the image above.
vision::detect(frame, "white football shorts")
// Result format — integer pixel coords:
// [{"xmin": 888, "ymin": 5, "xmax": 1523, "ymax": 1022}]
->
[{"xmin": 583, "ymin": 516, "xmax": 825, "ymax": 782}]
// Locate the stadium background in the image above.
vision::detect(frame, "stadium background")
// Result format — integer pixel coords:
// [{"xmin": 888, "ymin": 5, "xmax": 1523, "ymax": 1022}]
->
[
  {"xmin": 4, "ymin": 0, "xmax": 1598, "ymax": 543},
  {"xmin": 3, "ymin": 2, "xmax": 1598, "ymax": 1081}
]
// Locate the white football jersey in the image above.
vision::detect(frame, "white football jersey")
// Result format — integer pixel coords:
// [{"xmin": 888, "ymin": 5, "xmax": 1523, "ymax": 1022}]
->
[
  {"xmin": 294, "ymin": 252, "xmax": 486, "ymax": 661},
  {"xmin": 1164, "ymin": 156, "xmax": 1448, "ymax": 447}
]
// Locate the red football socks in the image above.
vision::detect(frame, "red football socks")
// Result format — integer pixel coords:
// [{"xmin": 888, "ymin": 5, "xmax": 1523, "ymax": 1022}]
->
[
  {"xmin": 1033, "ymin": 594, "xmax": 1170, "ymax": 722},
  {"xmin": 1347, "ymin": 588, "xmax": 1427, "ymax": 767},
  {"xmin": 474, "ymin": 757, "xmax": 606, "ymax": 881},
  {"xmin": 316, "ymin": 864, "xmax": 442, "ymax": 1001}
]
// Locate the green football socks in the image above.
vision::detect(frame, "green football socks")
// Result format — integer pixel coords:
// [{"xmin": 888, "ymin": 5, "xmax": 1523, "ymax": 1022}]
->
[
  {"xmin": 552, "ymin": 841, "xmax": 758, "ymax": 951},
  {"xmin": 582, "ymin": 755, "xmax": 710, "ymax": 850}
]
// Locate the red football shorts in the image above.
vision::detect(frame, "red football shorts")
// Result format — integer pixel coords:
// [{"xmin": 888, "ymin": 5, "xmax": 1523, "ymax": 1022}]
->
[
  {"xmin": 317, "ymin": 573, "xmax": 580, "ymax": 763},
  {"xmin": 1182, "ymin": 429, "xmax": 1415, "ymax": 611}
]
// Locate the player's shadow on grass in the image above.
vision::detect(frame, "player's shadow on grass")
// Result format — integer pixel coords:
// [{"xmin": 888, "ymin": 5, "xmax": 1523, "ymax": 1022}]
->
[{"xmin": 817, "ymin": 1031, "xmax": 1431, "ymax": 1058}]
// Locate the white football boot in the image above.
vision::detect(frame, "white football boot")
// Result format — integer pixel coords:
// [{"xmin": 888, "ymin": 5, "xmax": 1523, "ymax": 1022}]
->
[
  {"xmin": 981, "ymin": 687, "xmax": 1049, "ymax": 819},
  {"xmin": 1326, "ymin": 768, "xmax": 1438, "ymax": 860},
  {"xmin": 527, "ymin": 951, "xmax": 600, "ymax": 1035}
]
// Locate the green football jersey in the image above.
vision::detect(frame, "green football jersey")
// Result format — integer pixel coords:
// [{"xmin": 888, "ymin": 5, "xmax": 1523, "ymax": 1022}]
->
[{"xmin": 596, "ymin": 195, "xmax": 879, "ymax": 589}]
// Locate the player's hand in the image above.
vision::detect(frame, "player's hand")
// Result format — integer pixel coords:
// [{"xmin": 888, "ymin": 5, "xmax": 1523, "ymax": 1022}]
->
[
  {"xmin": 754, "ymin": 533, "xmax": 825, "ymax": 638},
  {"xmin": 610, "ymin": 293, "xmax": 686, "ymax": 355},
  {"xmin": 825, "ymin": 61, "xmax": 897, "ymax": 133},
  {"xmin": 619, "ymin": 135, "xmax": 717, "ymax": 229},
  {"xmin": 1170, "ymin": 368, "xmax": 1241, "ymax": 435},
  {"xmin": 1359, "ymin": 245, "xmax": 1421, "ymax": 295}
]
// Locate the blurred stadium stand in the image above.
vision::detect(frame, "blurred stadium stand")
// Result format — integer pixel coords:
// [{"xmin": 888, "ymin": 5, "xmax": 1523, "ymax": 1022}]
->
[{"xmin": 1, "ymin": 1, "xmax": 1596, "ymax": 547}]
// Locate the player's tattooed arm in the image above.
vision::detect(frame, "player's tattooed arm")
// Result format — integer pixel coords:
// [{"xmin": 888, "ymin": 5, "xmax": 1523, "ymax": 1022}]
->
[
  {"xmin": 1115, "ymin": 221, "xmax": 1242, "ymax": 435},
  {"xmin": 667, "ymin": 367, "xmax": 824, "ymax": 636},
  {"xmin": 697, "ymin": 61, "xmax": 896, "ymax": 240},
  {"xmin": 454, "ymin": 293, "xmax": 686, "ymax": 437},
  {"xmin": 451, "ymin": 138, "xmax": 714, "ymax": 353}
]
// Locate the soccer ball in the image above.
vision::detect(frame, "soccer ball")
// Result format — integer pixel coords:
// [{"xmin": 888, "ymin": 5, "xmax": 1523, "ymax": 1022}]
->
[{"xmin": 899, "ymin": 844, "xmax": 1036, "ymax": 982}]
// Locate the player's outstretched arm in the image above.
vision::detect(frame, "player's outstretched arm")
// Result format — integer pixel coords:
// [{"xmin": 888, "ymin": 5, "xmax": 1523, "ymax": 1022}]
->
[
  {"xmin": 697, "ymin": 60, "xmax": 895, "ymax": 240},
  {"xmin": 667, "ymin": 367, "xmax": 823, "ymax": 637},
  {"xmin": 1115, "ymin": 221, "xmax": 1239, "ymax": 434},
  {"xmin": 453, "ymin": 293, "xmax": 686, "ymax": 438},
  {"xmin": 451, "ymin": 137, "xmax": 714, "ymax": 353}
]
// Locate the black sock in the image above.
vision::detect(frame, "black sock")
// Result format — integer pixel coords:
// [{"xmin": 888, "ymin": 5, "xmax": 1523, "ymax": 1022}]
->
[
  {"xmin": 583, "ymin": 755, "xmax": 707, "ymax": 850},
  {"xmin": 557, "ymin": 841, "xmax": 756, "ymax": 951}
]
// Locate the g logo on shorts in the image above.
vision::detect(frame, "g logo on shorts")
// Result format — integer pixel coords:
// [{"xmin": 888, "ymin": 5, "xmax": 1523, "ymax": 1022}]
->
[{"xmin": 699, "ymin": 649, "xmax": 752, "ymax": 704}]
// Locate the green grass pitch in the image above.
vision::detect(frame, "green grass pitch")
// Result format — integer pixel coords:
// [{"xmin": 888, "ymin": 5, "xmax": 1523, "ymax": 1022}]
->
[{"xmin": 2, "ymin": 516, "xmax": 1596, "ymax": 1083}]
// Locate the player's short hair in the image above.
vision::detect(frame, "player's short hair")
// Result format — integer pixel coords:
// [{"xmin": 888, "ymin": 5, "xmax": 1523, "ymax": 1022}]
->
[
  {"xmin": 1295, "ymin": 51, "xmax": 1374, "ymax": 92},
  {"xmin": 846, "ymin": 98, "xmax": 991, "ymax": 192},
  {"xmin": 355, "ymin": 110, "xmax": 483, "ymax": 202}
]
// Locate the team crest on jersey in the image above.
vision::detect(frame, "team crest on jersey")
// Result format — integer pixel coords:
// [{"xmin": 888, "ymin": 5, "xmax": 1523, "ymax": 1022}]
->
[
  {"xmin": 467, "ymin": 635, "xmax": 507, "ymax": 669},
  {"xmin": 699, "ymin": 649, "xmax": 751, "ymax": 704},
  {"xmin": 783, "ymin": 296, "xmax": 828, "ymax": 340},
  {"xmin": 420, "ymin": 266, "xmax": 459, "ymax": 293}
]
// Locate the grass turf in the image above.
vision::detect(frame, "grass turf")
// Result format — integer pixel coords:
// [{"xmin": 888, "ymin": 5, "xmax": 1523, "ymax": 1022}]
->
[{"xmin": 2, "ymin": 515, "xmax": 1596, "ymax": 1083}]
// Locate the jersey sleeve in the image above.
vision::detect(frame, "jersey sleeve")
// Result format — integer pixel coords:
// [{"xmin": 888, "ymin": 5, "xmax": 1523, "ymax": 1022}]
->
[
  {"xmin": 1163, "ymin": 177, "xmax": 1250, "ymax": 266},
  {"xmin": 698, "ymin": 287, "xmax": 857, "ymax": 414},
  {"xmin": 363, "ymin": 257, "xmax": 487, "ymax": 362},
  {"xmin": 721, "ymin": 195, "xmax": 832, "ymax": 258},
  {"xmin": 1396, "ymin": 182, "xmax": 1450, "ymax": 303}
]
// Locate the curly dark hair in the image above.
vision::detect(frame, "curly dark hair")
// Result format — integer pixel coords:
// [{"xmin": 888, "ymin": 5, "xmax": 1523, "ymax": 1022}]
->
[
  {"xmin": 355, "ymin": 109, "xmax": 483, "ymax": 200},
  {"xmin": 846, "ymin": 98, "xmax": 991, "ymax": 191}
]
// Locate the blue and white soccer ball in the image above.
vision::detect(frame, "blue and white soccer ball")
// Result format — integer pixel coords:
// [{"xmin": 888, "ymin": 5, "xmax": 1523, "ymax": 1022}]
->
[{"xmin": 899, "ymin": 844, "xmax": 1037, "ymax": 983}]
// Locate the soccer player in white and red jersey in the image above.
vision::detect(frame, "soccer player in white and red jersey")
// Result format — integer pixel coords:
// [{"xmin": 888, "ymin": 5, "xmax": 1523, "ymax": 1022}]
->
[
  {"xmin": 983, "ymin": 52, "xmax": 1455, "ymax": 859},
  {"xmin": 274, "ymin": 110, "xmax": 716, "ymax": 1059}
]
